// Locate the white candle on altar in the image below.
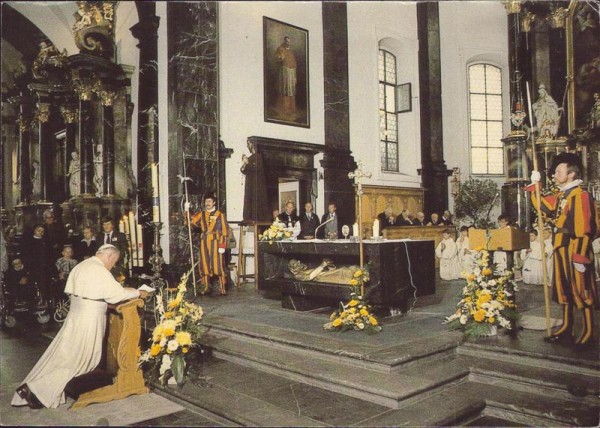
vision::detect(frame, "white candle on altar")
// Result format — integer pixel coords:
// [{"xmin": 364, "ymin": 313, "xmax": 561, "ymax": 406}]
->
[
  {"xmin": 129, "ymin": 212, "xmax": 138, "ymax": 267},
  {"xmin": 151, "ymin": 162, "xmax": 159, "ymax": 198},
  {"xmin": 118, "ymin": 220, "xmax": 125, "ymax": 233},
  {"xmin": 137, "ymin": 224, "xmax": 144, "ymax": 265},
  {"xmin": 372, "ymin": 219, "xmax": 380, "ymax": 238},
  {"xmin": 353, "ymin": 223, "xmax": 359, "ymax": 237}
]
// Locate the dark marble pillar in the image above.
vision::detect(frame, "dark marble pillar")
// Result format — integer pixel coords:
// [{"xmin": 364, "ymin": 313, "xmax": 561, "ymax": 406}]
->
[
  {"xmin": 33, "ymin": 98, "xmax": 51, "ymax": 202},
  {"xmin": 131, "ymin": 6, "xmax": 159, "ymax": 223},
  {"xmin": 16, "ymin": 112, "xmax": 33, "ymax": 205},
  {"xmin": 417, "ymin": 2, "xmax": 451, "ymax": 217},
  {"xmin": 321, "ymin": 2, "xmax": 356, "ymax": 228},
  {"xmin": 167, "ymin": 2, "xmax": 219, "ymax": 268},
  {"xmin": 100, "ymin": 91, "xmax": 116, "ymax": 196}
]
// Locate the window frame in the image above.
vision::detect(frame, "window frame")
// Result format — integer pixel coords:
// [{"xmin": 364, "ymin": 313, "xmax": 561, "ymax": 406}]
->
[
  {"xmin": 379, "ymin": 48, "xmax": 399, "ymax": 173},
  {"xmin": 467, "ymin": 62, "xmax": 505, "ymax": 176}
]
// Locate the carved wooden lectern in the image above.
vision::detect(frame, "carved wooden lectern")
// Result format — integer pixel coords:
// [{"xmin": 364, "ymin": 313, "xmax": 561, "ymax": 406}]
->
[{"xmin": 71, "ymin": 299, "xmax": 148, "ymax": 409}]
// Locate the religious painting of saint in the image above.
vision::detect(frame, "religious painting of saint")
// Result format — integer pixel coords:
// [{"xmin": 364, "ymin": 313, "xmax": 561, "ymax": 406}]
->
[{"xmin": 263, "ymin": 17, "xmax": 310, "ymax": 128}]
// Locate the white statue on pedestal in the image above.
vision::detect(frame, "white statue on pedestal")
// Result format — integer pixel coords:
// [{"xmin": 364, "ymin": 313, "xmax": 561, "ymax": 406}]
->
[{"xmin": 532, "ymin": 83, "xmax": 562, "ymax": 138}]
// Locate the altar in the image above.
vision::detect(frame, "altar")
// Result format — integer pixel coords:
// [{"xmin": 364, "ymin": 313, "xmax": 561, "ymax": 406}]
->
[{"xmin": 257, "ymin": 239, "xmax": 435, "ymax": 311}]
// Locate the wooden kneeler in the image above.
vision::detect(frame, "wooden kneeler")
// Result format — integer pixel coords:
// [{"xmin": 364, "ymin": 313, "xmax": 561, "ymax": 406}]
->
[{"xmin": 71, "ymin": 299, "xmax": 148, "ymax": 409}]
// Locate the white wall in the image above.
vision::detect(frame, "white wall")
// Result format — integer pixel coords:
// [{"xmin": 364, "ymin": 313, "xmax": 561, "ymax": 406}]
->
[
  {"xmin": 347, "ymin": 1, "xmax": 421, "ymax": 188},
  {"xmin": 439, "ymin": 1, "xmax": 510, "ymax": 215},
  {"xmin": 219, "ymin": 1, "xmax": 325, "ymax": 222}
]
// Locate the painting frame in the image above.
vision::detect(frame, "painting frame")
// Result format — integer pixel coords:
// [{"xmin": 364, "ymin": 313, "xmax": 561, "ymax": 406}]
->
[{"xmin": 263, "ymin": 16, "xmax": 310, "ymax": 128}]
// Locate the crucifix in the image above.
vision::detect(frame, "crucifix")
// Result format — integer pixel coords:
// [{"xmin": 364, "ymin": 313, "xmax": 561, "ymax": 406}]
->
[{"xmin": 348, "ymin": 161, "xmax": 371, "ymax": 295}]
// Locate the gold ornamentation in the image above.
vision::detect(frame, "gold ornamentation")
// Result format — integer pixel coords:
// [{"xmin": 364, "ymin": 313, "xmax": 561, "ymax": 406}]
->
[
  {"xmin": 32, "ymin": 41, "xmax": 68, "ymax": 80},
  {"xmin": 72, "ymin": 1, "xmax": 116, "ymax": 56},
  {"xmin": 61, "ymin": 107, "xmax": 79, "ymax": 124},
  {"xmin": 17, "ymin": 116, "xmax": 30, "ymax": 133},
  {"xmin": 521, "ymin": 11, "xmax": 535, "ymax": 32},
  {"xmin": 503, "ymin": 0, "xmax": 521, "ymax": 14},
  {"xmin": 73, "ymin": 80, "xmax": 95, "ymax": 101},
  {"xmin": 548, "ymin": 7, "xmax": 569, "ymax": 29},
  {"xmin": 97, "ymin": 89, "xmax": 116, "ymax": 106},
  {"xmin": 35, "ymin": 105, "xmax": 50, "ymax": 123}
]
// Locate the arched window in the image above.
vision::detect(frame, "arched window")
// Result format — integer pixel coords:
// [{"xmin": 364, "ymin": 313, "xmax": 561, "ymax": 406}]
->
[
  {"xmin": 379, "ymin": 49, "xmax": 398, "ymax": 172},
  {"xmin": 468, "ymin": 63, "xmax": 504, "ymax": 175}
]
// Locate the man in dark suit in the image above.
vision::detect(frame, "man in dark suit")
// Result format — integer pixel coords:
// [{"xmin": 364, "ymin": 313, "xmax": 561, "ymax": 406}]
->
[
  {"xmin": 42, "ymin": 209, "xmax": 67, "ymax": 259},
  {"xmin": 441, "ymin": 210, "xmax": 454, "ymax": 225},
  {"xmin": 396, "ymin": 209, "xmax": 413, "ymax": 226},
  {"xmin": 412, "ymin": 211, "xmax": 426, "ymax": 226},
  {"xmin": 299, "ymin": 202, "xmax": 320, "ymax": 239},
  {"xmin": 320, "ymin": 202, "xmax": 341, "ymax": 239},
  {"xmin": 377, "ymin": 207, "xmax": 396, "ymax": 235},
  {"xmin": 101, "ymin": 216, "xmax": 128, "ymax": 280}
]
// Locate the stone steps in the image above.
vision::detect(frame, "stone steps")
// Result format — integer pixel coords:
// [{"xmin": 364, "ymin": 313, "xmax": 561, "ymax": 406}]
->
[{"xmin": 202, "ymin": 327, "xmax": 468, "ymax": 409}]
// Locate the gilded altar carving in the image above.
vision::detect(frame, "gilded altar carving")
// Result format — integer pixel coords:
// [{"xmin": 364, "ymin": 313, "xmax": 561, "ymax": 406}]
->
[
  {"xmin": 16, "ymin": 116, "xmax": 30, "ymax": 133},
  {"xmin": 72, "ymin": 1, "xmax": 116, "ymax": 57},
  {"xmin": 97, "ymin": 88, "xmax": 116, "ymax": 106},
  {"xmin": 73, "ymin": 80, "xmax": 95, "ymax": 101},
  {"xmin": 60, "ymin": 107, "xmax": 79, "ymax": 124},
  {"xmin": 32, "ymin": 41, "xmax": 68, "ymax": 81},
  {"xmin": 34, "ymin": 105, "xmax": 50, "ymax": 124}
]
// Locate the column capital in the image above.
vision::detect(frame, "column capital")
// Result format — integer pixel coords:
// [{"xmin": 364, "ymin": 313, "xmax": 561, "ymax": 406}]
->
[
  {"xmin": 17, "ymin": 116, "xmax": 31, "ymax": 132},
  {"xmin": 97, "ymin": 88, "xmax": 117, "ymax": 106},
  {"xmin": 73, "ymin": 79, "xmax": 95, "ymax": 101},
  {"xmin": 34, "ymin": 104, "xmax": 51, "ymax": 123},
  {"xmin": 60, "ymin": 106, "xmax": 79, "ymax": 124}
]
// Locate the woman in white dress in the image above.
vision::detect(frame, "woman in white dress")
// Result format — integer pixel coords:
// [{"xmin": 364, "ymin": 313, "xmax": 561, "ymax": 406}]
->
[
  {"xmin": 520, "ymin": 230, "xmax": 544, "ymax": 285},
  {"xmin": 456, "ymin": 226, "xmax": 475, "ymax": 273},
  {"xmin": 11, "ymin": 244, "xmax": 149, "ymax": 409},
  {"xmin": 435, "ymin": 229, "xmax": 462, "ymax": 280}
]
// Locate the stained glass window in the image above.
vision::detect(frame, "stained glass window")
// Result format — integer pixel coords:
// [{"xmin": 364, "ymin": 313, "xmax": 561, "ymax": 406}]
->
[{"xmin": 379, "ymin": 49, "xmax": 399, "ymax": 172}]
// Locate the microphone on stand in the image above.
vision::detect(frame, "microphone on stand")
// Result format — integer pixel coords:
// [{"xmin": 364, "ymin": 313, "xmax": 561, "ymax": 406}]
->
[{"xmin": 314, "ymin": 217, "xmax": 335, "ymax": 239}]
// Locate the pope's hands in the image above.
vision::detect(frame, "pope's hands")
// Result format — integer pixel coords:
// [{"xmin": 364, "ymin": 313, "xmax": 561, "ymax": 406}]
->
[
  {"xmin": 530, "ymin": 170, "xmax": 541, "ymax": 184},
  {"xmin": 573, "ymin": 262, "xmax": 586, "ymax": 273}
]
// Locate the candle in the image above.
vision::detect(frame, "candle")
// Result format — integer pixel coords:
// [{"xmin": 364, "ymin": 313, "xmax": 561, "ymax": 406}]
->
[
  {"xmin": 119, "ymin": 220, "xmax": 125, "ymax": 233},
  {"xmin": 137, "ymin": 224, "xmax": 144, "ymax": 265},
  {"xmin": 151, "ymin": 162, "xmax": 159, "ymax": 198},
  {"xmin": 152, "ymin": 204, "xmax": 160, "ymax": 223},
  {"xmin": 129, "ymin": 212, "xmax": 137, "ymax": 267},
  {"xmin": 147, "ymin": 108, "xmax": 156, "ymax": 143},
  {"xmin": 353, "ymin": 223, "xmax": 359, "ymax": 237},
  {"xmin": 123, "ymin": 215, "xmax": 129, "ymax": 235},
  {"xmin": 372, "ymin": 219, "xmax": 380, "ymax": 238}
]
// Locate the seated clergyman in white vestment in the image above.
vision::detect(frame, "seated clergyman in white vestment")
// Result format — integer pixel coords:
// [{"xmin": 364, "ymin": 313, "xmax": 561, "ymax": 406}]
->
[{"xmin": 11, "ymin": 244, "xmax": 149, "ymax": 409}]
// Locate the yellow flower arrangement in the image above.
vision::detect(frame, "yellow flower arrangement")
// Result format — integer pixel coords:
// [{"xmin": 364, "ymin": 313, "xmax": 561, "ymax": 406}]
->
[
  {"xmin": 323, "ymin": 264, "xmax": 381, "ymax": 334},
  {"xmin": 139, "ymin": 267, "xmax": 204, "ymax": 386},
  {"xmin": 444, "ymin": 248, "xmax": 519, "ymax": 339},
  {"xmin": 259, "ymin": 220, "xmax": 293, "ymax": 244}
]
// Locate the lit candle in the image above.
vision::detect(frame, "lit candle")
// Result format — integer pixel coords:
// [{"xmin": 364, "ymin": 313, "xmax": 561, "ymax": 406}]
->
[
  {"xmin": 353, "ymin": 223, "xmax": 359, "ymax": 237},
  {"xmin": 372, "ymin": 219, "xmax": 380, "ymax": 238},
  {"xmin": 119, "ymin": 220, "xmax": 125, "ymax": 233},
  {"xmin": 137, "ymin": 224, "xmax": 144, "ymax": 266},
  {"xmin": 123, "ymin": 215, "xmax": 129, "ymax": 235}
]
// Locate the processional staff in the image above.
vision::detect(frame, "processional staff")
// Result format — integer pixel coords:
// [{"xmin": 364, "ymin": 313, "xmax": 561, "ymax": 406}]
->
[
  {"xmin": 348, "ymin": 162, "xmax": 372, "ymax": 297},
  {"xmin": 179, "ymin": 153, "xmax": 197, "ymax": 296},
  {"xmin": 526, "ymin": 81, "xmax": 552, "ymax": 337}
]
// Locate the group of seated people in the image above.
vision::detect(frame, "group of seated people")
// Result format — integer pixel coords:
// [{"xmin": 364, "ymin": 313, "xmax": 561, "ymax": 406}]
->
[
  {"xmin": 377, "ymin": 208, "xmax": 454, "ymax": 233},
  {"xmin": 273, "ymin": 201, "xmax": 343, "ymax": 240},
  {"xmin": 3, "ymin": 212, "xmax": 126, "ymax": 308},
  {"xmin": 434, "ymin": 214, "xmax": 555, "ymax": 284}
]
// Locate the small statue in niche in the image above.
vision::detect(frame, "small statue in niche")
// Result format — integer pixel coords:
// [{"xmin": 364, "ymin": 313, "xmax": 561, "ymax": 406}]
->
[
  {"xmin": 73, "ymin": 1, "xmax": 93, "ymax": 32},
  {"xmin": 288, "ymin": 259, "xmax": 360, "ymax": 284},
  {"xmin": 93, "ymin": 143, "xmax": 103, "ymax": 196},
  {"xmin": 532, "ymin": 83, "xmax": 562, "ymax": 139},
  {"xmin": 67, "ymin": 151, "xmax": 80, "ymax": 197},
  {"xmin": 31, "ymin": 160, "xmax": 41, "ymax": 201}
]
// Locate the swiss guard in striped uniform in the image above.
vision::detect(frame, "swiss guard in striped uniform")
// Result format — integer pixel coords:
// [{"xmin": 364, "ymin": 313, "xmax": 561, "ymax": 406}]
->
[
  {"xmin": 528, "ymin": 153, "xmax": 599, "ymax": 348},
  {"xmin": 190, "ymin": 193, "xmax": 229, "ymax": 295}
]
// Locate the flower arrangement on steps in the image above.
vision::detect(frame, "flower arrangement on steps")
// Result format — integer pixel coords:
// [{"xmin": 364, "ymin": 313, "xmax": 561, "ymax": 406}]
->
[
  {"xmin": 444, "ymin": 248, "xmax": 520, "ymax": 339},
  {"xmin": 323, "ymin": 265, "xmax": 382, "ymax": 334},
  {"xmin": 139, "ymin": 267, "xmax": 205, "ymax": 387}
]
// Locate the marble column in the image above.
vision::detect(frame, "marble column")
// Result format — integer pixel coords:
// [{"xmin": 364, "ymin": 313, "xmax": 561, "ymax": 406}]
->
[
  {"xmin": 100, "ymin": 89, "xmax": 116, "ymax": 197},
  {"xmin": 417, "ymin": 2, "xmax": 451, "ymax": 217},
  {"xmin": 16, "ymin": 113, "xmax": 33, "ymax": 205},
  {"xmin": 321, "ymin": 2, "xmax": 356, "ymax": 228},
  {"xmin": 501, "ymin": 133, "xmax": 531, "ymax": 229},
  {"xmin": 33, "ymin": 99, "xmax": 51, "ymax": 202},
  {"xmin": 166, "ymin": 2, "xmax": 219, "ymax": 267},
  {"xmin": 131, "ymin": 6, "xmax": 159, "ymax": 221}
]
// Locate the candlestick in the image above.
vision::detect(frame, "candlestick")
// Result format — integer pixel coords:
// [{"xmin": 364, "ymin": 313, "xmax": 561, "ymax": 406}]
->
[{"xmin": 353, "ymin": 223, "xmax": 359, "ymax": 237}]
